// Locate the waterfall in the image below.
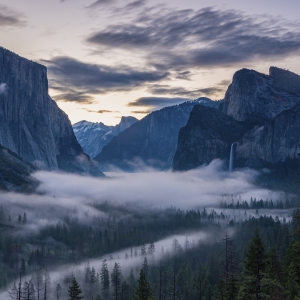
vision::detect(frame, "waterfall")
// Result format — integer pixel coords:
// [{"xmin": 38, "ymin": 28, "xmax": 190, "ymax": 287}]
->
[{"xmin": 229, "ymin": 143, "xmax": 237, "ymax": 172}]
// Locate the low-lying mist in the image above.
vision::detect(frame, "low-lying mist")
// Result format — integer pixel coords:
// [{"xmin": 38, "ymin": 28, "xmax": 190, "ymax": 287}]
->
[
  {"xmin": 35, "ymin": 159, "xmax": 282, "ymax": 208},
  {"xmin": 0, "ymin": 159, "xmax": 294, "ymax": 299},
  {"xmin": 0, "ymin": 159, "xmax": 285, "ymax": 237}
]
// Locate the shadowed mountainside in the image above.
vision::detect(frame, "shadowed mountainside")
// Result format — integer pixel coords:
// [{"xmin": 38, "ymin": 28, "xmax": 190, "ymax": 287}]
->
[{"xmin": 0, "ymin": 47, "xmax": 104, "ymax": 177}]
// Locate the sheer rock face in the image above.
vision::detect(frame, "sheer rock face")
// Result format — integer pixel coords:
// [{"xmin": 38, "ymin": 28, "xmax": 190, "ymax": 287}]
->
[
  {"xmin": 173, "ymin": 67, "xmax": 300, "ymax": 174},
  {"xmin": 0, "ymin": 47, "xmax": 103, "ymax": 176},
  {"xmin": 236, "ymin": 104, "xmax": 300, "ymax": 169},
  {"xmin": 221, "ymin": 67, "xmax": 300, "ymax": 122},
  {"xmin": 172, "ymin": 105, "xmax": 249, "ymax": 171},
  {"xmin": 73, "ymin": 116, "xmax": 138, "ymax": 158},
  {"xmin": 95, "ymin": 98, "xmax": 222, "ymax": 171}
]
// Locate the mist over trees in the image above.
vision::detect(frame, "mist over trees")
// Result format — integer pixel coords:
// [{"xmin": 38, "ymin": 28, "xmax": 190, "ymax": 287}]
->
[{"xmin": 0, "ymin": 193, "xmax": 300, "ymax": 299}]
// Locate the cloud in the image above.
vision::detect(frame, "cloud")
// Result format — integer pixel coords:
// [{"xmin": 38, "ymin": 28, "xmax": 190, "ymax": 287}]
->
[
  {"xmin": 0, "ymin": 5, "xmax": 25, "ymax": 27},
  {"xmin": 86, "ymin": 0, "xmax": 115, "ymax": 9},
  {"xmin": 146, "ymin": 79, "xmax": 231, "ymax": 99},
  {"xmin": 196, "ymin": 80, "xmax": 231, "ymax": 97},
  {"xmin": 127, "ymin": 97, "xmax": 191, "ymax": 110},
  {"xmin": 33, "ymin": 160, "xmax": 283, "ymax": 209},
  {"xmin": 45, "ymin": 56, "xmax": 169, "ymax": 103},
  {"xmin": 86, "ymin": 6, "xmax": 300, "ymax": 70},
  {"xmin": 123, "ymin": 0, "xmax": 146, "ymax": 10},
  {"xmin": 0, "ymin": 83, "xmax": 7, "ymax": 94},
  {"xmin": 131, "ymin": 110, "xmax": 151, "ymax": 114},
  {"xmin": 52, "ymin": 90, "xmax": 95, "ymax": 104},
  {"xmin": 85, "ymin": 109, "xmax": 120, "ymax": 114}
]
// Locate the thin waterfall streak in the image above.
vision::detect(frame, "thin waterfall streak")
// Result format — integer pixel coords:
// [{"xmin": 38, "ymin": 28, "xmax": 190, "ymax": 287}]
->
[{"xmin": 229, "ymin": 143, "xmax": 237, "ymax": 172}]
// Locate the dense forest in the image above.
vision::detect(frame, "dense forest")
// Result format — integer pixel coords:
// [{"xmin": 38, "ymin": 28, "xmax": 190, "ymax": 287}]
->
[{"xmin": 0, "ymin": 195, "xmax": 300, "ymax": 300}]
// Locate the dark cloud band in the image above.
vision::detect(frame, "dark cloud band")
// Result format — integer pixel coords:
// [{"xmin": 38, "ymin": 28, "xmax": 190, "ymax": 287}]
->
[
  {"xmin": 0, "ymin": 5, "xmax": 26, "ymax": 27},
  {"xmin": 86, "ymin": 6, "xmax": 300, "ymax": 69},
  {"xmin": 45, "ymin": 56, "xmax": 169, "ymax": 103}
]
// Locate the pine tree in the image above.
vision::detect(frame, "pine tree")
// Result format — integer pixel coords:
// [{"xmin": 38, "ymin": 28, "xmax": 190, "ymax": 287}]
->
[
  {"xmin": 147, "ymin": 243, "xmax": 155, "ymax": 256},
  {"xmin": 238, "ymin": 229, "xmax": 266, "ymax": 300},
  {"xmin": 55, "ymin": 284, "xmax": 62, "ymax": 300},
  {"xmin": 43, "ymin": 270, "xmax": 51, "ymax": 300},
  {"xmin": 218, "ymin": 233, "xmax": 238, "ymax": 300},
  {"xmin": 284, "ymin": 240, "xmax": 300, "ymax": 300},
  {"xmin": 84, "ymin": 262, "xmax": 91, "ymax": 285},
  {"xmin": 111, "ymin": 263, "xmax": 122, "ymax": 300},
  {"xmin": 140, "ymin": 245, "xmax": 147, "ymax": 256},
  {"xmin": 134, "ymin": 269, "xmax": 152, "ymax": 300},
  {"xmin": 22, "ymin": 213, "xmax": 27, "ymax": 224},
  {"xmin": 100, "ymin": 259, "xmax": 110, "ymax": 298},
  {"xmin": 142, "ymin": 257, "xmax": 149, "ymax": 279},
  {"xmin": 89, "ymin": 266, "xmax": 97, "ymax": 300},
  {"xmin": 68, "ymin": 276, "xmax": 84, "ymax": 300},
  {"xmin": 22, "ymin": 280, "xmax": 35, "ymax": 300},
  {"xmin": 33, "ymin": 268, "xmax": 43, "ymax": 300}
]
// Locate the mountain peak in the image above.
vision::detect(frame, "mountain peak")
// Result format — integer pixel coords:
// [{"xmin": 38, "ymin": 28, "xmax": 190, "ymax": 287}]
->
[
  {"xmin": 73, "ymin": 116, "xmax": 138, "ymax": 158},
  {"xmin": 221, "ymin": 66, "xmax": 300, "ymax": 121}
]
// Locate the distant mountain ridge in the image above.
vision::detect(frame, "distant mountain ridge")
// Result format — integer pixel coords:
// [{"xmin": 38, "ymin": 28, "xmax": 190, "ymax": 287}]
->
[
  {"xmin": 73, "ymin": 116, "xmax": 138, "ymax": 158},
  {"xmin": 0, "ymin": 47, "xmax": 104, "ymax": 177},
  {"xmin": 95, "ymin": 98, "xmax": 222, "ymax": 171}
]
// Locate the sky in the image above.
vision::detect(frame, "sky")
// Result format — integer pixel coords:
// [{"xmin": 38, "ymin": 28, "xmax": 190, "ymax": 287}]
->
[{"xmin": 1, "ymin": 0, "xmax": 300, "ymax": 125}]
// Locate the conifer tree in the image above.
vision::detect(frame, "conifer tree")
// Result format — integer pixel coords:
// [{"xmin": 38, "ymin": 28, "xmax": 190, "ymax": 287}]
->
[
  {"xmin": 43, "ymin": 270, "xmax": 51, "ymax": 300},
  {"xmin": 68, "ymin": 276, "xmax": 84, "ymax": 300},
  {"xmin": 143, "ymin": 257, "xmax": 149, "ymax": 279},
  {"xmin": 33, "ymin": 268, "xmax": 43, "ymax": 300},
  {"xmin": 100, "ymin": 259, "xmax": 110, "ymax": 298},
  {"xmin": 147, "ymin": 243, "xmax": 155, "ymax": 256},
  {"xmin": 284, "ymin": 240, "xmax": 300, "ymax": 300},
  {"xmin": 22, "ymin": 213, "xmax": 27, "ymax": 224},
  {"xmin": 140, "ymin": 245, "xmax": 147, "ymax": 256},
  {"xmin": 238, "ymin": 229, "xmax": 266, "ymax": 300},
  {"xmin": 134, "ymin": 269, "xmax": 152, "ymax": 300},
  {"xmin": 111, "ymin": 262, "xmax": 122, "ymax": 300},
  {"xmin": 22, "ymin": 280, "xmax": 35, "ymax": 300},
  {"xmin": 55, "ymin": 284, "xmax": 62, "ymax": 300}
]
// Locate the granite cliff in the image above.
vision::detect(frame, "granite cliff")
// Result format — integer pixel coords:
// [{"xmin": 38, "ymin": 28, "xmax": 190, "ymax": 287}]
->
[
  {"xmin": 0, "ymin": 47, "xmax": 103, "ymax": 176},
  {"xmin": 221, "ymin": 67, "xmax": 300, "ymax": 121},
  {"xmin": 173, "ymin": 67, "xmax": 300, "ymax": 181},
  {"xmin": 172, "ymin": 105, "xmax": 250, "ymax": 171},
  {"xmin": 95, "ymin": 98, "xmax": 222, "ymax": 171},
  {"xmin": 73, "ymin": 116, "xmax": 138, "ymax": 158}
]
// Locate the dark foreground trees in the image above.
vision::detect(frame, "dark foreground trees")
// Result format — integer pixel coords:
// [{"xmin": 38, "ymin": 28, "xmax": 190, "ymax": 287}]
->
[
  {"xmin": 134, "ymin": 269, "xmax": 152, "ymax": 300},
  {"xmin": 68, "ymin": 277, "xmax": 84, "ymax": 300},
  {"xmin": 238, "ymin": 230, "xmax": 284, "ymax": 300}
]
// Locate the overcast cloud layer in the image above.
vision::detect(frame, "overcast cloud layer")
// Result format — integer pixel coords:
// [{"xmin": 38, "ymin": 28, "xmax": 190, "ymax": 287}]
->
[
  {"xmin": 1, "ymin": 0, "xmax": 300, "ymax": 124},
  {"xmin": 44, "ymin": 4, "xmax": 300, "ymax": 107}
]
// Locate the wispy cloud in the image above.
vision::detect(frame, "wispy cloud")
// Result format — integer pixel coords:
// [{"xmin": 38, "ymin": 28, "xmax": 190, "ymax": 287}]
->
[
  {"xmin": 127, "ymin": 97, "xmax": 191, "ymax": 110},
  {"xmin": 146, "ymin": 79, "xmax": 231, "ymax": 99},
  {"xmin": 0, "ymin": 5, "xmax": 26, "ymax": 27},
  {"xmin": 85, "ymin": 109, "xmax": 120, "ymax": 114},
  {"xmin": 86, "ymin": 0, "xmax": 115, "ymax": 9},
  {"xmin": 86, "ymin": 6, "xmax": 300, "ymax": 71},
  {"xmin": 45, "ymin": 56, "xmax": 169, "ymax": 103}
]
